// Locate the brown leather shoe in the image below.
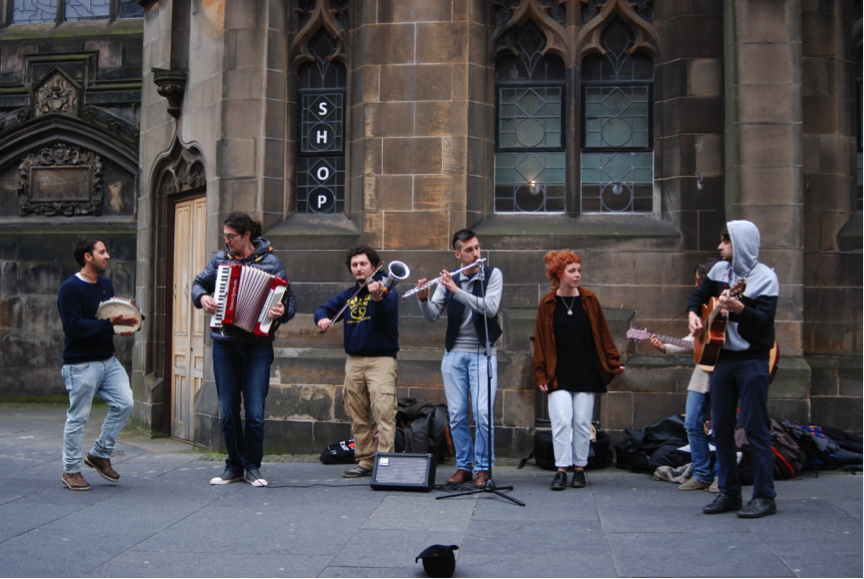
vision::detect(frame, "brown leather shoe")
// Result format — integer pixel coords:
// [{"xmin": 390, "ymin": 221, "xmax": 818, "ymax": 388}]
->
[
  {"xmin": 446, "ymin": 469, "xmax": 472, "ymax": 485},
  {"xmin": 84, "ymin": 453, "xmax": 120, "ymax": 483},
  {"xmin": 62, "ymin": 471, "xmax": 90, "ymax": 491},
  {"xmin": 474, "ymin": 470, "xmax": 489, "ymax": 488}
]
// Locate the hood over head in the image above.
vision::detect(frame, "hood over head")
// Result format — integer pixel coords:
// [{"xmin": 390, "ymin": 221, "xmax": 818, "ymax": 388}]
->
[{"xmin": 727, "ymin": 220, "xmax": 760, "ymax": 278}]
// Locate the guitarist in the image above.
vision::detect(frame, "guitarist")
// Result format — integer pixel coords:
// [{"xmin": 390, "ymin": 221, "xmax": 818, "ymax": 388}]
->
[{"xmin": 687, "ymin": 220, "xmax": 779, "ymax": 519}]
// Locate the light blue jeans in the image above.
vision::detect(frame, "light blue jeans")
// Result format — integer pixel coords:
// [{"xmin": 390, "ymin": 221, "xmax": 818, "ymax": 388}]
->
[
  {"xmin": 61, "ymin": 357, "xmax": 133, "ymax": 474},
  {"xmin": 685, "ymin": 389, "xmax": 717, "ymax": 484},
  {"xmin": 441, "ymin": 350, "xmax": 497, "ymax": 472}
]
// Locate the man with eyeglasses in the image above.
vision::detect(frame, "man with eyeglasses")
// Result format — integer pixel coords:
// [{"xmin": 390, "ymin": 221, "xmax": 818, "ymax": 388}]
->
[
  {"xmin": 413, "ymin": 229, "xmax": 503, "ymax": 488},
  {"xmin": 192, "ymin": 212, "xmax": 296, "ymax": 487}
]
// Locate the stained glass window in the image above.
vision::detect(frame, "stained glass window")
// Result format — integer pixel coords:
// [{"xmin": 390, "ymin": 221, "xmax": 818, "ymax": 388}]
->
[
  {"xmin": 12, "ymin": 0, "xmax": 143, "ymax": 23},
  {"xmin": 117, "ymin": 0, "xmax": 143, "ymax": 19},
  {"xmin": 494, "ymin": 22, "xmax": 566, "ymax": 214},
  {"xmin": 12, "ymin": 0, "xmax": 57, "ymax": 23},
  {"xmin": 65, "ymin": 0, "xmax": 110, "ymax": 21},
  {"xmin": 296, "ymin": 31, "xmax": 347, "ymax": 214},
  {"xmin": 580, "ymin": 19, "xmax": 654, "ymax": 213}
]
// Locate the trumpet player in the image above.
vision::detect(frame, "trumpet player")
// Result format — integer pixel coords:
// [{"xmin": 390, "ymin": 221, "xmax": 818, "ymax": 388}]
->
[
  {"xmin": 314, "ymin": 245, "xmax": 399, "ymax": 478},
  {"xmin": 415, "ymin": 230, "xmax": 503, "ymax": 488}
]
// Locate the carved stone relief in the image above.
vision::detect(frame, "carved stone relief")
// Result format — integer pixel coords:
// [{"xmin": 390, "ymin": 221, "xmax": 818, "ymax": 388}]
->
[
  {"xmin": 34, "ymin": 73, "xmax": 79, "ymax": 117},
  {"xmin": 17, "ymin": 143, "xmax": 103, "ymax": 216},
  {"xmin": 290, "ymin": 0, "xmax": 349, "ymax": 70}
]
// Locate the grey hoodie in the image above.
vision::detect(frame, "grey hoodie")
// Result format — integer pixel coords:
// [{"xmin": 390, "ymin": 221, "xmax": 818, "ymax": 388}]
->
[{"xmin": 688, "ymin": 220, "xmax": 779, "ymax": 357}]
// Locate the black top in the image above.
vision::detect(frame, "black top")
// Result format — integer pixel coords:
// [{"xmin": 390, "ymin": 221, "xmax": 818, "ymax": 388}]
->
[
  {"xmin": 57, "ymin": 275, "xmax": 116, "ymax": 364},
  {"xmin": 552, "ymin": 295, "xmax": 603, "ymax": 393}
]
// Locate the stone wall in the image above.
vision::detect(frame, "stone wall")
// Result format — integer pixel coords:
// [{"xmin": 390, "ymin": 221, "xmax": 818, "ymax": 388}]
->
[
  {"xmin": 126, "ymin": 0, "xmax": 862, "ymax": 458},
  {"xmin": 0, "ymin": 13, "xmax": 142, "ymax": 397}
]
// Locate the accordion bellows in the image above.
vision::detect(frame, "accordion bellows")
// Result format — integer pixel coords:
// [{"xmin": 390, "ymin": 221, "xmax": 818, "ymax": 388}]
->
[{"xmin": 210, "ymin": 264, "xmax": 288, "ymax": 336}]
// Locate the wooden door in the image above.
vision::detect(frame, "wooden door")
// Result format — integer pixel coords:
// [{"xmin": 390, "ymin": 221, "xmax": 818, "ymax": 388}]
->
[{"xmin": 171, "ymin": 196, "xmax": 207, "ymax": 441}]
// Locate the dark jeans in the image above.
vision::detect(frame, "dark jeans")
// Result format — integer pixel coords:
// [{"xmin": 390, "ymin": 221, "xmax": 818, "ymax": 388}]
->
[
  {"xmin": 710, "ymin": 357, "xmax": 776, "ymax": 499},
  {"xmin": 212, "ymin": 340, "xmax": 274, "ymax": 473}
]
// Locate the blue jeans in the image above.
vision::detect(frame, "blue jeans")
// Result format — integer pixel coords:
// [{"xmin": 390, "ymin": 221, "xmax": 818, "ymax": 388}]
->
[
  {"xmin": 61, "ymin": 357, "xmax": 133, "ymax": 474},
  {"xmin": 711, "ymin": 357, "xmax": 776, "ymax": 499},
  {"xmin": 685, "ymin": 389, "xmax": 716, "ymax": 484},
  {"xmin": 441, "ymin": 350, "xmax": 497, "ymax": 472},
  {"xmin": 212, "ymin": 340, "xmax": 274, "ymax": 473}
]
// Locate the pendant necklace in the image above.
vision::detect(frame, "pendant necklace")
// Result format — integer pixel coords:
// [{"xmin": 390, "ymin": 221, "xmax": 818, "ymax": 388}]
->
[{"xmin": 562, "ymin": 294, "xmax": 577, "ymax": 316}]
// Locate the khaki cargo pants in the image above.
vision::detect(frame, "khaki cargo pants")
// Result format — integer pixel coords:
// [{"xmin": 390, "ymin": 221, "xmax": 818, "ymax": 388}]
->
[{"xmin": 343, "ymin": 355, "xmax": 398, "ymax": 470}]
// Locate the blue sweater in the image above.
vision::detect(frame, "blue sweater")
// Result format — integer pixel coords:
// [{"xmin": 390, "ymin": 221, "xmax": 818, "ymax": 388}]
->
[
  {"xmin": 314, "ymin": 275, "xmax": 400, "ymax": 358},
  {"xmin": 57, "ymin": 275, "xmax": 116, "ymax": 364}
]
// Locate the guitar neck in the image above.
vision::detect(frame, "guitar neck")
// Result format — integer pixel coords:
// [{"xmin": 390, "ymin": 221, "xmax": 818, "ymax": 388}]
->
[{"xmin": 652, "ymin": 333, "xmax": 693, "ymax": 350}]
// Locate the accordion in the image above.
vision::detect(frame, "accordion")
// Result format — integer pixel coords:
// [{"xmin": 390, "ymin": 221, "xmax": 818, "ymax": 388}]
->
[{"xmin": 210, "ymin": 264, "xmax": 289, "ymax": 336}]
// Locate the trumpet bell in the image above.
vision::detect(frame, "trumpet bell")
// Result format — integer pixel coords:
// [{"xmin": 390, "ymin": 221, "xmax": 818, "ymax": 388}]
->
[{"xmin": 382, "ymin": 260, "xmax": 411, "ymax": 294}]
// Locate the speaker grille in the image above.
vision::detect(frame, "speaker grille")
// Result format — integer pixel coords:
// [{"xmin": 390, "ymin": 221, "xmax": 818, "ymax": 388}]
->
[{"xmin": 375, "ymin": 455, "xmax": 428, "ymax": 484}]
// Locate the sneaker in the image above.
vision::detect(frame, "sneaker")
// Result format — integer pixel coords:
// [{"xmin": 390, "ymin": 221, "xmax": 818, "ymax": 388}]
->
[
  {"xmin": 244, "ymin": 468, "xmax": 268, "ymax": 487},
  {"xmin": 737, "ymin": 497, "xmax": 777, "ymax": 519},
  {"xmin": 708, "ymin": 479, "xmax": 719, "ymax": 493},
  {"xmin": 550, "ymin": 471, "xmax": 568, "ymax": 491},
  {"xmin": 210, "ymin": 469, "xmax": 243, "ymax": 485},
  {"xmin": 571, "ymin": 469, "xmax": 587, "ymax": 488},
  {"xmin": 62, "ymin": 471, "xmax": 90, "ymax": 491},
  {"xmin": 678, "ymin": 477, "xmax": 711, "ymax": 491},
  {"xmin": 84, "ymin": 452, "xmax": 120, "ymax": 483},
  {"xmin": 342, "ymin": 465, "xmax": 373, "ymax": 478}
]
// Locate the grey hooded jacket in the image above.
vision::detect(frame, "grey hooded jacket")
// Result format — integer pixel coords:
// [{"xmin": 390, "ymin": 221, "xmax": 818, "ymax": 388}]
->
[
  {"xmin": 687, "ymin": 220, "xmax": 779, "ymax": 359},
  {"xmin": 192, "ymin": 237, "xmax": 297, "ymax": 343}
]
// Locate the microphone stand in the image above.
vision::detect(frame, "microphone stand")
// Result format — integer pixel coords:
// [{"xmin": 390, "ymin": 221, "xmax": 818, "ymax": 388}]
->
[{"xmin": 437, "ymin": 257, "xmax": 525, "ymax": 507}]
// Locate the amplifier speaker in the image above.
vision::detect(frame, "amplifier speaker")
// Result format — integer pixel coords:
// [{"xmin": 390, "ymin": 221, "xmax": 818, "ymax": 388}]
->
[{"xmin": 370, "ymin": 452, "xmax": 436, "ymax": 492}]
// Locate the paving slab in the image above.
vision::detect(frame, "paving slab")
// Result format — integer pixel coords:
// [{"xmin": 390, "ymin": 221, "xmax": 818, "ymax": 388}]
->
[{"xmin": 0, "ymin": 405, "xmax": 860, "ymax": 578}]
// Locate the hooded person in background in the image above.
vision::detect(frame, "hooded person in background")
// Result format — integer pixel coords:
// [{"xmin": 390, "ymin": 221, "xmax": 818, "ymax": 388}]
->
[
  {"xmin": 688, "ymin": 220, "xmax": 779, "ymax": 518},
  {"xmin": 192, "ymin": 212, "xmax": 296, "ymax": 487}
]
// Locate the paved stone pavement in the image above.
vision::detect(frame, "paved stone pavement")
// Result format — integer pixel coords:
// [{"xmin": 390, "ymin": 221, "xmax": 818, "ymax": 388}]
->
[{"xmin": 1, "ymin": 404, "xmax": 861, "ymax": 578}]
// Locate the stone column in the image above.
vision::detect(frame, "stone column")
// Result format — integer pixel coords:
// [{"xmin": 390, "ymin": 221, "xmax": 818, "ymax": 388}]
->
[
  {"xmin": 724, "ymin": 0, "xmax": 808, "ymax": 420},
  {"xmin": 353, "ymin": 0, "xmax": 488, "ymax": 250}
]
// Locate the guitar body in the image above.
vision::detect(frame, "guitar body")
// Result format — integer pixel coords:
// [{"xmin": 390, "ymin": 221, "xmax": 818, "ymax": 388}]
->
[{"xmin": 693, "ymin": 297, "xmax": 728, "ymax": 366}]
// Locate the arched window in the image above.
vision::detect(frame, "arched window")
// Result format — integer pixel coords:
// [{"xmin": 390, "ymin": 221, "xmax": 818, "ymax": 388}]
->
[
  {"xmin": 296, "ymin": 31, "xmax": 347, "ymax": 214},
  {"xmin": 580, "ymin": 19, "xmax": 654, "ymax": 213},
  {"xmin": 494, "ymin": 22, "xmax": 567, "ymax": 213}
]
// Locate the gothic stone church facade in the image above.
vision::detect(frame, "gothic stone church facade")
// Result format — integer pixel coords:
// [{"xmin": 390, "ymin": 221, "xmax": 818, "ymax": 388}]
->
[{"xmin": 0, "ymin": 0, "xmax": 860, "ymax": 454}]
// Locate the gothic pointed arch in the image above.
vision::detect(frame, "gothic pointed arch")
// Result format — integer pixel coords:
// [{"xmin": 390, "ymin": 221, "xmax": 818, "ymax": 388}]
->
[
  {"xmin": 491, "ymin": 0, "xmax": 570, "ymax": 65},
  {"xmin": 290, "ymin": 0, "xmax": 350, "ymax": 71},
  {"xmin": 149, "ymin": 134, "xmax": 206, "ymax": 199},
  {"xmin": 574, "ymin": 0, "xmax": 660, "ymax": 62}
]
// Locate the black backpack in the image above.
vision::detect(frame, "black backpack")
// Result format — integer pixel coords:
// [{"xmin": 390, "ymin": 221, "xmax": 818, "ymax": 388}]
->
[{"xmin": 396, "ymin": 398, "xmax": 454, "ymax": 464}]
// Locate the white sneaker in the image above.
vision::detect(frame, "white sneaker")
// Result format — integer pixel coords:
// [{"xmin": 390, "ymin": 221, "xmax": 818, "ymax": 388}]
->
[
  {"xmin": 210, "ymin": 469, "xmax": 243, "ymax": 485},
  {"xmin": 244, "ymin": 469, "xmax": 268, "ymax": 487}
]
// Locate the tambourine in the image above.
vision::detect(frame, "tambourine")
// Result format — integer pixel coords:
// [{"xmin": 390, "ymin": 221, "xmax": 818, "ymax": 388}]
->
[{"xmin": 96, "ymin": 297, "xmax": 144, "ymax": 334}]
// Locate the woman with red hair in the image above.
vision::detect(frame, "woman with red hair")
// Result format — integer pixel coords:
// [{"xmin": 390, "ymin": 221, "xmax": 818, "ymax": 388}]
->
[{"xmin": 533, "ymin": 251, "xmax": 625, "ymax": 490}]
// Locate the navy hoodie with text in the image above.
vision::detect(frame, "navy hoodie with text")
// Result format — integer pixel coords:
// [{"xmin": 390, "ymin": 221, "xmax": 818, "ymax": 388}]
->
[{"xmin": 314, "ymin": 274, "xmax": 399, "ymax": 358}]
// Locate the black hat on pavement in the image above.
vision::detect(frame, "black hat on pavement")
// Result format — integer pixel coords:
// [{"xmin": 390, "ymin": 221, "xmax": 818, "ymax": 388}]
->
[{"xmin": 416, "ymin": 544, "xmax": 459, "ymax": 578}]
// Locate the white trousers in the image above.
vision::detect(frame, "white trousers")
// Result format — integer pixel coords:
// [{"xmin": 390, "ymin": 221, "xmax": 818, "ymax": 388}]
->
[{"xmin": 548, "ymin": 390, "xmax": 595, "ymax": 468}]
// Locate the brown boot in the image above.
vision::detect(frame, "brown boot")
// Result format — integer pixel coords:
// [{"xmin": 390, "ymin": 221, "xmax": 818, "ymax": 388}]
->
[
  {"xmin": 446, "ymin": 469, "xmax": 472, "ymax": 485},
  {"xmin": 62, "ymin": 471, "xmax": 91, "ymax": 491},
  {"xmin": 474, "ymin": 470, "xmax": 489, "ymax": 488},
  {"xmin": 84, "ymin": 453, "xmax": 120, "ymax": 482}
]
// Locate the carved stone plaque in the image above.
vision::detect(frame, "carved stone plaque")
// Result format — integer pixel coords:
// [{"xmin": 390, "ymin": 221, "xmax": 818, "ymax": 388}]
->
[
  {"xmin": 30, "ymin": 167, "xmax": 92, "ymax": 202},
  {"xmin": 18, "ymin": 143, "xmax": 103, "ymax": 216},
  {"xmin": 35, "ymin": 73, "xmax": 78, "ymax": 117}
]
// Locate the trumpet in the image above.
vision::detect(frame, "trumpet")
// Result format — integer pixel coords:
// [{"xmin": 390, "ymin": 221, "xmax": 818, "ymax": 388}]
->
[
  {"xmin": 380, "ymin": 260, "xmax": 411, "ymax": 295},
  {"xmin": 401, "ymin": 258, "xmax": 487, "ymax": 303}
]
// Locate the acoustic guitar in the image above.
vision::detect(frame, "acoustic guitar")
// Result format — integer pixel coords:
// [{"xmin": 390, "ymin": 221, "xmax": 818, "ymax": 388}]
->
[
  {"xmin": 626, "ymin": 325, "xmax": 781, "ymax": 384},
  {"xmin": 693, "ymin": 279, "xmax": 747, "ymax": 367}
]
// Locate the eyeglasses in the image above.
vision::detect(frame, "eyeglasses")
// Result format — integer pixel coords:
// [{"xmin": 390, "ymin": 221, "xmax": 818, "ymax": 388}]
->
[{"xmin": 222, "ymin": 232, "xmax": 239, "ymax": 241}]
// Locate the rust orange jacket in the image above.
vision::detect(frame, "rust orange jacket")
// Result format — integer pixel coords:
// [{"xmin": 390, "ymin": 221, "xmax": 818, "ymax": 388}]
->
[{"xmin": 533, "ymin": 288, "xmax": 623, "ymax": 392}]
